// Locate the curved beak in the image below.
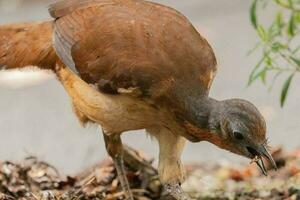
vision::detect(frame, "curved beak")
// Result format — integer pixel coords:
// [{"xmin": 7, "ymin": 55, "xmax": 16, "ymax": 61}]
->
[
  {"xmin": 257, "ymin": 145, "xmax": 278, "ymax": 175},
  {"xmin": 248, "ymin": 144, "xmax": 277, "ymax": 176}
]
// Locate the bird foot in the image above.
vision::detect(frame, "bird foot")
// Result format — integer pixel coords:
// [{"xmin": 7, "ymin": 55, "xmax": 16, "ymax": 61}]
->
[{"xmin": 164, "ymin": 183, "xmax": 191, "ymax": 200}]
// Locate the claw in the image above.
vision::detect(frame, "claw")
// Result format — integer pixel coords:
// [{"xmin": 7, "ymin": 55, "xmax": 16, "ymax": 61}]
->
[{"xmin": 164, "ymin": 183, "xmax": 191, "ymax": 200}]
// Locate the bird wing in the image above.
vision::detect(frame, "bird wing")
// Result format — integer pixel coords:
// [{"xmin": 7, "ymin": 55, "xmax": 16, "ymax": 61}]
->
[
  {"xmin": 49, "ymin": 0, "xmax": 217, "ymax": 103},
  {"xmin": 49, "ymin": 0, "xmax": 115, "ymax": 18}
]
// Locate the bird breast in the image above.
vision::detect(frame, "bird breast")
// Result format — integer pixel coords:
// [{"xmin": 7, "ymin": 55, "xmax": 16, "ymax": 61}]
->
[{"xmin": 57, "ymin": 66, "xmax": 179, "ymax": 134}]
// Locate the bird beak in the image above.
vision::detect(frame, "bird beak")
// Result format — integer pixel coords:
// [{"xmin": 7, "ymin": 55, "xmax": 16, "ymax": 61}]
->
[{"xmin": 255, "ymin": 144, "xmax": 277, "ymax": 176}]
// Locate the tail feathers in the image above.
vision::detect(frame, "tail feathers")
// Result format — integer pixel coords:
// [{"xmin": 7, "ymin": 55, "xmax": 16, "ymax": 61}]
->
[{"xmin": 0, "ymin": 21, "xmax": 57, "ymax": 70}]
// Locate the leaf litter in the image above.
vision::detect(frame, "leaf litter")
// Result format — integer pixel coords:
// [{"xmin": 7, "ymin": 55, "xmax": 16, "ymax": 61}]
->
[{"xmin": 0, "ymin": 146, "xmax": 299, "ymax": 200}]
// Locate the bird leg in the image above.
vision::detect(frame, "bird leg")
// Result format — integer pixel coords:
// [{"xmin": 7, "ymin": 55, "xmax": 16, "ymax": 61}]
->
[
  {"xmin": 103, "ymin": 131, "xmax": 134, "ymax": 200},
  {"xmin": 149, "ymin": 127, "xmax": 190, "ymax": 200},
  {"xmin": 164, "ymin": 183, "xmax": 191, "ymax": 200}
]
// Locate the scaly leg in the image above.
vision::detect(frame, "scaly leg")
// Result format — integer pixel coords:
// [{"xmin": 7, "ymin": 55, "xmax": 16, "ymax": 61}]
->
[
  {"xmin": 148, "ymin": 127, "xmax": 191, "ymax": 200},
  {"xmin": 103, "ymin": 131, "xmax": 134, "ymax": 200},
  {"xmin": 164, "ymin": 183, "xmax": 191, "ymax": 200}
]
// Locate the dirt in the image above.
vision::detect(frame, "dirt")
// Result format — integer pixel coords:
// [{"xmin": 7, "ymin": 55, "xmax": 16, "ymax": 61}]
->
[
  {"xmin": 0, "ymin": 147, "xmax": 299, "ymax": 200},
  {"xmin": 183, "ymin": 147, "xmax": 300, "ymax": 200}
]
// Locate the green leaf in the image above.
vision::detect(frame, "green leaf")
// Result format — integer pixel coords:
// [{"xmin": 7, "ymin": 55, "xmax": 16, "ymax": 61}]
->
[
  {"xmin": 288, "ymin": 13, "xmax": 295, "ymax": 37},
  {"xmin": 280, "ymin": 73, "xmax": 294, "ymax": 107},
  {"xmin": 287, "ymin": 0, "xmax": 293, "ymax": 7},
  {"xmin": 247, "ymin": 42, "xmax": 261, "ymax": 55},
  {"xmin": 264, "ymin": 54, "xmax": 272, "ymax": 66},
  {"xmin": 268, "ymin": 71, "xmax": 283, "ymax": 91},
  {"xmin": 276, "ymin": 13, "xmax": 283, "ymax": 26},
  {"xmin": 248, "ymin": 54, "xmax": 270, "ymax": 86},
  {"xmin": 295, "ymin": 13, "xmax": 300, "ymax": 23},
  {"xmin": 290, "ymin": 56, "xmax": 300, "ymax": 69},
  {"xmin": 260, "ymin": 68, "xmax": 268, "ymax": 84},
  {"xmin": 275, "ymin": 0, "xmax": 292, "ymax": 8},
  {"xmin": 276, "ymin": 12, "xmax": 284, "ymax": 35},
  {"xmin": 251, "ymin": 0, "xmax": 258, "ymax": 29},
  {"xmin": 274, "ymin": 0, "xmax": 281, "ymax": 4},
  {"xmin": 269, "ymin": 21, "xmax": 279, "ymax": 37},
  {"xmin": 249, "ymin": 67, "xmax": 268, "ymax": 85},
  {"xmin": 248, "ymin": 56, "xmax": 265, "ymax": 86},
  {"xmin": 271, "ymin": 42, "xmax": 286, "ymax": 52},
  {"xmin": 257, "ymin": 25, "xmax": 268, "ymax": 42}
]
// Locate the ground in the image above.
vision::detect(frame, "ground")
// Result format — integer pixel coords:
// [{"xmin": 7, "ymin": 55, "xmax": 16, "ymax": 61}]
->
[{"xmin": 0, "ymin": 146, "xmax": 299, "ymax": 200}]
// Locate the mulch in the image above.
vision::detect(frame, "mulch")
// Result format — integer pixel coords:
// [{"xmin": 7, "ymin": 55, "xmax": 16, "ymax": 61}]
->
[{"xmin": 0, "ymin": 146, "xmax": 299, "ymax": 200}]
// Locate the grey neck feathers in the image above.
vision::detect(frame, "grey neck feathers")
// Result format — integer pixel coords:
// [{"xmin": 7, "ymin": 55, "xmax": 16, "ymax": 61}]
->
[
  {"xmin": 184, "ymin": 95, "xmax": 223, "ymax": 133},
  {"xmin": 169, "ymin": 81, "xmax": 224, "ymax": 135}
]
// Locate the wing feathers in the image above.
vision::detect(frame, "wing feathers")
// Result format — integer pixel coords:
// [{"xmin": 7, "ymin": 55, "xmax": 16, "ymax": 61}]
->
[
  {"xmin": 48, "ymin": 0, "xmax": 218, "ymax": 101},
  {"xmin": 49, "ymin": 0, "xmax": 114, "ymax": 18},
  {"xmin": 49, "ymin": 0, "xmax": 116, "ymax": 73},
  {"xmin": 53, "ymin": 24, "xmax": 76, "ymax": 71}
]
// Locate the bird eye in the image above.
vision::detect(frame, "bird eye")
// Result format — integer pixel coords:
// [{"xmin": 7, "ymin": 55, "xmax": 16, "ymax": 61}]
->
[{"xmin": 233, "ymin": 131, "xmax": 244, "ymax": 140}]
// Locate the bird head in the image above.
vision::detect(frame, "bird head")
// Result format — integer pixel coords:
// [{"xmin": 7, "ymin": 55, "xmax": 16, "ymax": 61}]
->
[{"xmin": 207, "ymin": 99, "xmax": 277, "ymax": 175}]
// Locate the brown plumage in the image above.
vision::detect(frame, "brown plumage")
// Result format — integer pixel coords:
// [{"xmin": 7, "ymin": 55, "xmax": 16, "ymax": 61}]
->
[
  {"xmin": 0, "ymin": 0, "xmax": 276, "ymax": 199},
  {"xmin": 0, "ymin": 22, "xmax": 56, "ymax": 70}
]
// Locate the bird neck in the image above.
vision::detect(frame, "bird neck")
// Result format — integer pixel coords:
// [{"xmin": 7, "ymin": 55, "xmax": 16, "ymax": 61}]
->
[
  {"xmin": 180, "ymin": 95, "xmax": 224, "ymax": 142},
  {"xmin": 187, "ymin": 96, "xmax": 219, "ymax": 128}
]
